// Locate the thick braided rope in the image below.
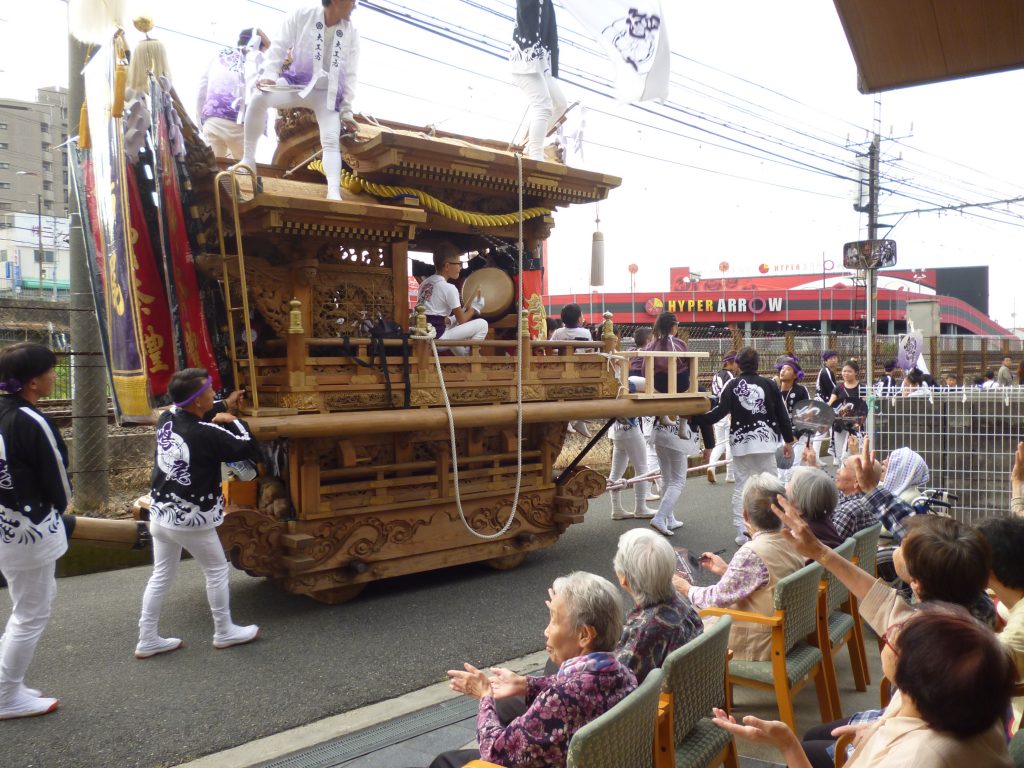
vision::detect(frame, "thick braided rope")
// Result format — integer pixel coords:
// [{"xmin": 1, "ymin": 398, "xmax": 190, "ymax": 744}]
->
[{"xmin": 308, "ymin": 160, "xmax": 551, "ymax": 228}]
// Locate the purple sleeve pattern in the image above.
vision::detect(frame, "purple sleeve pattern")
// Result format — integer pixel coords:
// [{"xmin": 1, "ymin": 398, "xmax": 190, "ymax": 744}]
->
[{"xmin": 688, "ymin": 547, "xmax": 769, "ymax": 609}]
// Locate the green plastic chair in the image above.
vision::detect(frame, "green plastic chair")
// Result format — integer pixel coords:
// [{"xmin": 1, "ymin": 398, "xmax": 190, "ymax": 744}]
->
[
  {"xmin": 812, "ymin": 537, "xmax": 866, "ymax": 719},
  {"xmin": 658, "ymin": 615, "xmax": 738, "ymax": 768},
  {"xmin": 466, "ymin": 670, "xmax": 663, "ymax": 768},
  {"xmin": 703, "ymin": 561, "xmax": 833, "ymax": 731},
  {"xmin": 1011, "ymin": 723, "xmax": 1024, "ymax": 768},
  {"xmin": 565, "ymin": 667, "xmax": 663, "ymax": 768},
  {"xmin": 851, "ymin": 522, "xmax": 882, "ymax": 578},
  {"xmin": 847, "ymin": 522, "xmax": 883, "ymax": 668}
]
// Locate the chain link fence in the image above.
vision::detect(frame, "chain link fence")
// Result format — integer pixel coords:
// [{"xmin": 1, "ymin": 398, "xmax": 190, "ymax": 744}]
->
[{"xmin": 871, "ymin": 389, "xmax": 1024, "ymax": 524}]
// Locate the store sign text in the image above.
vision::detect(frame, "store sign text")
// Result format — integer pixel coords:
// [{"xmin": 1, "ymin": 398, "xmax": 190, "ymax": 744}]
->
[{"xmin": 660, "ymin": 296, "xmax": 785, "ymax": 314}]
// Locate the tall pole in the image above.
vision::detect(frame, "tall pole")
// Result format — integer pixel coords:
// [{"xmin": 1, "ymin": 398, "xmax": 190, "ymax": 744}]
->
[
  {"xmin": 865, "ymin": 132, "xmax": 880, "ymax": 444},
  {"xmin": 51, "ymin": 208, "xmax": 58, "ymax": 302},
  {"xmin": 36, "ymin": 194, "xmax": 44, "ymax": 294},
  {"xmin": 68, "ymin": 33, "xmax": 109, "ymax": 511}
]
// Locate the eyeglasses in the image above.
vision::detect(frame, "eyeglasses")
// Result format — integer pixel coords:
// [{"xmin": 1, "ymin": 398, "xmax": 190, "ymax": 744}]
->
[{"xmin": 881, "ymin": 621, "xmax": 904, "ymax": 656}]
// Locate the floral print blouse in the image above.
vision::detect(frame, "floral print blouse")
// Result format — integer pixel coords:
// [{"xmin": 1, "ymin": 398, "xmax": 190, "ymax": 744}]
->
[
  {"xmin": 476, "ymin": 652, "xmax": 637, "ymax": 768},
  {"xmin": 615, "ymin": 593, "xmax": 703, "ymax": 683}
]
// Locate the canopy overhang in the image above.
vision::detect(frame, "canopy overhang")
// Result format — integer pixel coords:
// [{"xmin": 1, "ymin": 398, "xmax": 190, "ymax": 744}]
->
[{"xmin": 832, "ymin": 0, "xmax": 1024, "ymax": 93}]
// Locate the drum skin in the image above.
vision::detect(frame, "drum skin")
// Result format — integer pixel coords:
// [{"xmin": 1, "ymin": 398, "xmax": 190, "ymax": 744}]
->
[{"xmin": 462, "ymin": 267, "xmax": 515, "ymax": 320}]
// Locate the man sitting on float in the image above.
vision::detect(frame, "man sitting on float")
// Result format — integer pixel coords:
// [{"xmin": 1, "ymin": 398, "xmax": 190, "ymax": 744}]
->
[
  {"xmin": 236, "ymin": 0, "xmax": 360, "ymax": 200},
  {"xmin": 417, "ymin": 243, "xmax": 488, "ymax": 355}
]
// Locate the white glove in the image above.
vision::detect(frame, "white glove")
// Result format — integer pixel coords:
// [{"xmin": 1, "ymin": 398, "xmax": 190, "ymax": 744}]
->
[{"xmin": 471, "ymin": 294, "xmax": 486, "ymax": 314}]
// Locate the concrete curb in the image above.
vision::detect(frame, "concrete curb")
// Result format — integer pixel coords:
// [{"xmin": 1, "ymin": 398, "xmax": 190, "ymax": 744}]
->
[{"xmin": 172, "ymin": 649, "xmax": 550, "ymax": 768}]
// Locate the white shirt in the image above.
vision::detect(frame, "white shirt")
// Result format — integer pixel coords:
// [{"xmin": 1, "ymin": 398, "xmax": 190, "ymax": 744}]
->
[
  {"xmin": 417, "ymin": 274, "xmax": 461, "ymax": 319},
  {"xmin": 262, "ymin": 7, "xmax": 360, "ymax": 119}
]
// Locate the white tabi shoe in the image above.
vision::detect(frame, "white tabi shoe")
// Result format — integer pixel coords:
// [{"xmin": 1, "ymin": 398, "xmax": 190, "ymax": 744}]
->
[
  {"xmin": 633, "ymin": 508, "xmax": 657, "ymax": 519},
  {"xmin": 213, "ymin": 624, "xmax": 260, "ymax": 649},
  {"xmin": 0, "ymin": 693, "xmax": 59, "ymax": 720},
  {"xmin": 667, "ymin": 518, "xmax": 685, "ymax": 530},
  {"xmin": 135, "ymin": 636, "xmax": 184, "ymax": 659},
  {"xmin": 650, "ymin": 519, "xmax": 674, "ymax": 537},
  {"xmin": 610, "ymin": 510, "xmax": 635, "ymax": 520}
]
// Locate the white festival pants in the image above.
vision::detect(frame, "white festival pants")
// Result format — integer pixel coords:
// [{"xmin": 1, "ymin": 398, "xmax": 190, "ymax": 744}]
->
[
  {"xmin": 653, "ymin": 444, "xmax": 687, "ymax": 526},
  {"xmin": 708, "ymin": 417, "xmax": 734, "ymax": 480},
  {"xmin": 0, "ymin": 561, "xmax": 57, "ymax": 703},
  {"xmin": 512, "ymin": 72, "xmax": 567, "ymax": 160},
  {"xmin": 202, "ymin": 117, "xmax": 244, "ymax": 160},
  {"xmin": 441, "ymin": 318, "xmax": 488, "ymax": 356},
  {"xmin": 731, "ymin": 452, "xmax": 779, "ymax": 537},
  {"xmin": 608, "ymin": 429, "xmax": 649, "ymax": 516},
  {"xmin": 138, "ymin": 523, "xmax": 235, "ymax": 641},
  {"xmin": 242, "ymin": 88, "xmax": 342, "ymax": 197}
]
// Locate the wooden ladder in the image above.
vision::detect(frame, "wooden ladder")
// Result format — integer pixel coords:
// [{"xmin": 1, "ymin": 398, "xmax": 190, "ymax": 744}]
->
[{"xmin": 213, "ymin": 167, "xmax": 260, "ymax": 411}]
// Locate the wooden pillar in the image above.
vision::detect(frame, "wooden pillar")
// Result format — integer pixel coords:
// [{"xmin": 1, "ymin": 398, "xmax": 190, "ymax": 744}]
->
[
  {"xmin": 391, "ymin": 239, "xmax": 410, "ymax": 331},
  {"xmin": 286, "ymin": 299, "xmax": 306, "ymax": 388},
  {"xmin": 956, "ymin": 336, "xmax": 964, "ymax": 382}
]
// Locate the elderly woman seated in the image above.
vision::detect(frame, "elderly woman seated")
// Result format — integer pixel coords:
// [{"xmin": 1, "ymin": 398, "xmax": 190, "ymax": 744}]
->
[
  {"xmin": 492, "ymin": 529, "xmax": 702, "ymax": 729},
  {"xmin": 787, "ymin": 466, "xmax": 843, "ymax": 548},
  {"xmin": 673, "ymin": 472, "xmax": 804, "ymax": 661},
  {"xmin": 417, "ymin": 571, "xmax": 637, "ymax": 768},
  {"xmin": 613, "ymin": 528, "xmax": 704, "ymax": 681},
  {"xmin": 712, "ymin": 602, "xmax": 1016, "ymax": 767}
]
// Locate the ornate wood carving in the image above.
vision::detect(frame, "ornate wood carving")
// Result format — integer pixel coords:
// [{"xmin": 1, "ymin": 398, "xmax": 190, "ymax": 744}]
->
[{"xmin": 218, "ymin": 508, "xmax": 288, "ymax": 578}]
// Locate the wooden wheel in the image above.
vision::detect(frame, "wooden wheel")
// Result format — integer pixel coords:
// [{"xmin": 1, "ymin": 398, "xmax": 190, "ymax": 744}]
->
[
  {"xmin": 486, "ymin": 552, "xmax": 528, "ymax": 571},
  {"xmin": 308, "ymin": 583, "xmax": 367, "ymax": 605}
]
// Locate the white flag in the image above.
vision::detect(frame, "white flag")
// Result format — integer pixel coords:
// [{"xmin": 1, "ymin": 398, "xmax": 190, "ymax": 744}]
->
[{"xmin": 559, "ymin": 0, "xmax": 671, "ymax": 103}]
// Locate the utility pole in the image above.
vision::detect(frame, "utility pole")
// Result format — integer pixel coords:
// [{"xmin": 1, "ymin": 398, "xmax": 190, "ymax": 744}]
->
[
  {"xmin": 865, "ymin": 132, "xmax": 880, "ymax": 444},
  {"xmin": 68, "ymin": 34, "xmax": 109, "ymax": 510},
  {"xmin": 35, "ymin": 193, "xmax": 44, "ymax": 294}
]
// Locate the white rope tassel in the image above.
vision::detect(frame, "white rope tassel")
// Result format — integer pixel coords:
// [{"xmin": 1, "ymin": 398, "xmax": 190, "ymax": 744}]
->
[{"xmin": 435, "ymin": 153, "xmax": 527, "ymax": 540}]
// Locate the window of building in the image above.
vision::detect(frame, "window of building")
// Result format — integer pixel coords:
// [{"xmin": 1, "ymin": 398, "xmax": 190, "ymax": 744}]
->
[
  {"xmin": 42, "ymin": 161, "xmax": 52, "ymax": 171},
  {"xmin": 0, "ymin": 182, "xmax": 9, "ymax": 190},
  {"xmin": 0, "ymin": 143, "xmax": 8, "ymax": 150},
  {"xmin": 0, "ymin": 123, "xmax": 6, "ymax": 129},
  {"xmin": 43, "ymin": 200, "xmax": 52, "ymax": 210},
  {"xmin": 0, "ymin": 203, "xmax": 11, "ymax": 211},
  {"xmin": 41, "ymin": 142, "xmax": 51, "ymax": 152},
  {"xmin": 43, "ymin": 180, "xmax": 53, "ymax": 191},
  {"xmin": 0, "ymin": 250, "xmax": 6, "ymax": 261},
  {"xmin": 33, "ymin": 250, "xmax": 56, "ymax": 264},
  {"xmin": 0, "ymin": 163, "xmax": 7, "ymax": 170},
  {"xmin": 40, "ymin": 123, "xmax": 49, "ymax": 133}
]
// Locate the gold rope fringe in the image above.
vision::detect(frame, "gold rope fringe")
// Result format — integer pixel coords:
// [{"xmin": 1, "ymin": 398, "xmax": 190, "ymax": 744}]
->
[{"xmin": 308, "ymin": 160, "xmax": 551, "ymax": 228}]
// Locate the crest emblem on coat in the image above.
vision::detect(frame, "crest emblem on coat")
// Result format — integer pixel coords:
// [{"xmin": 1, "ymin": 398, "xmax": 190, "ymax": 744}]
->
[
  {"xmin": 156, "ymin": 422, "xmax": 192, "ymax": 486},
  {"xmin": 603, "ymin": 9, "xmax": 661, "ymax": 72},
  {"xmin": 733, "ymin": 380, "xmax": 767, "ymax": 415},
  {"xmin": 0, "ymin": 436, "xmax": 11, "ymax": 490}
]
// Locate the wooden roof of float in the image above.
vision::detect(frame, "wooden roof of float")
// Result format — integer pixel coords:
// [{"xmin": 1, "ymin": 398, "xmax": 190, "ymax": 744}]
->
[
  {"xmin": 272, "ymin": 113, "xmax": 621, "ymax": 208},
  {"xmin": 833, "ymin": 0, "xmax": 1024, "ymax": 92},
  {"xmin": 229, "ymin": 174, "xmax": 426, "ymax": 241}
]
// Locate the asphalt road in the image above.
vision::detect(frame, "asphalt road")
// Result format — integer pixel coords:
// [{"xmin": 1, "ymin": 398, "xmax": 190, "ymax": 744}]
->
[{"xmin": 0, "ymin": 474, "xmax": 744, "ymax": 768}]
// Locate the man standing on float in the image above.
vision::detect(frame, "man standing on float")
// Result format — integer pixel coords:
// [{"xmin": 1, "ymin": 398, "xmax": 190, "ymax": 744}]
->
[{"xmin": 237, "ymin": 0, "xmax": 359, "ymax": 200}]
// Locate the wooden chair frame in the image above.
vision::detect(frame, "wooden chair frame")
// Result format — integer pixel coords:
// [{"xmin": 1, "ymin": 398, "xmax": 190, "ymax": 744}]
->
[{"xmin": 700, "ymin": 606, "xmax": 834, "ymax": 732}]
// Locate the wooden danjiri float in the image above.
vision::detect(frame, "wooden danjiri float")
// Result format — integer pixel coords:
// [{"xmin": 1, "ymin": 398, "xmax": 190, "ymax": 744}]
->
[{"xmin": 190, "ymin": 113, "xmax": 711, "ymax": 603}]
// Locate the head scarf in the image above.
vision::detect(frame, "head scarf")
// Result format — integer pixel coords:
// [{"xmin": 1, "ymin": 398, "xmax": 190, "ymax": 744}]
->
[{"xmin": 880, "ymin": 448, "xmax": 930, "ymax": 497}]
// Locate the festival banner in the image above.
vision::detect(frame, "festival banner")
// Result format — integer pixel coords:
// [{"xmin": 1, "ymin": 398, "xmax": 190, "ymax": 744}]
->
[
  {"xmin": 559, "ymin": 0, "xmax": 670, "ymax": 103},
  {"xmin": 126, "ymin": 169, "xmax": 176, "ymax": 397},
  {"xmin": 82, "ymin": 42, "xmax": 152, "ymax": 420},
  {"xmin": 152, "ymin": 81, "xmax": 223, "ymax": 390}
]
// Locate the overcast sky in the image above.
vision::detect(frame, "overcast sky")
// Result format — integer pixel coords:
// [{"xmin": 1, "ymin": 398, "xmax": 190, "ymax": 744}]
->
[{"xmin": 5, "ymin": 0, "xmax": 1023, "ymax": 328}]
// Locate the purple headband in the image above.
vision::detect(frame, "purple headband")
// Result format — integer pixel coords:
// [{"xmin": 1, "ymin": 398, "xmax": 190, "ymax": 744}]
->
[
  {"xmin": 723, "ymin": 354, "xmax": 737, "ymax": 363},
  {"xmin": 173, "ymin": 376, "xmax": 213, "ymax": 408},
  {"xmin": 821, "ymin": 351, "xmax": 837, "ymax": 362},
  {"xmin": 776, "ymin": 359, "xmax": 804, "ymax": 380},
  {"xmin": 0, "ymin": 377, "xmax": 24, "ymax": 393}
]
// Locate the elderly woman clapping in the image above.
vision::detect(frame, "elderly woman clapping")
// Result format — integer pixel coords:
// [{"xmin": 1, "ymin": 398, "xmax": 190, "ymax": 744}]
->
[
  {"xmin": 613, "ymin": 528, "xmax": 703, "ymax": 682},
  {"xmin": 420, "ymin": 572, "xmax": 637, "ymax": 768}
]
